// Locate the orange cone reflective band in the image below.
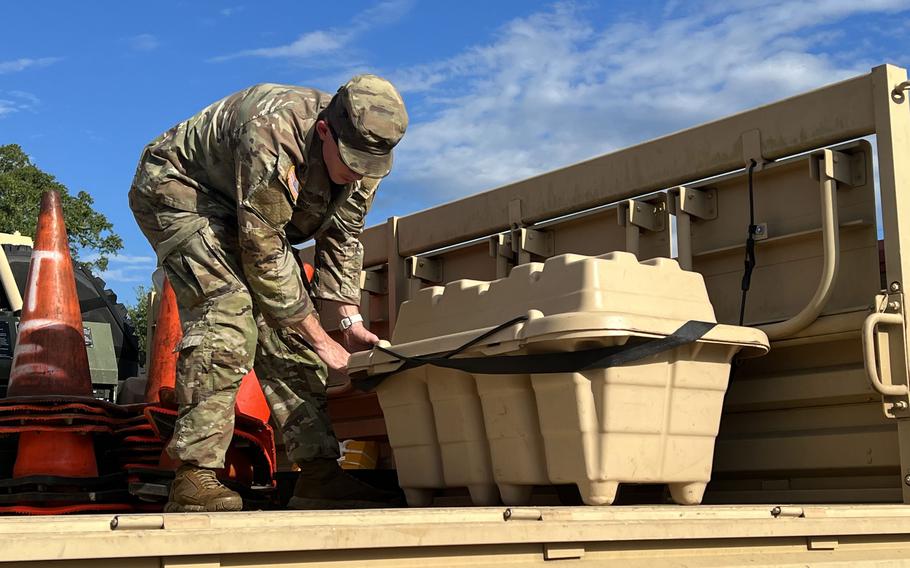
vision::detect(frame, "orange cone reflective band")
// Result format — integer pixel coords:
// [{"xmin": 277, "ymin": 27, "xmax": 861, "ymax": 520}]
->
[
  {"xmin": 7, "ymin": 190, "xmax": 93, "ymax": 398},
  {"xmin": 13, "ymin": 431, "xmax": 98, "ymax": 478},
  {"xmin": 145, "ymin": 277, "xmax": 182, "ymax": 403},
  {"xmin": 235, "ymin": 371, "xmax": 270, "ymax": 423}
]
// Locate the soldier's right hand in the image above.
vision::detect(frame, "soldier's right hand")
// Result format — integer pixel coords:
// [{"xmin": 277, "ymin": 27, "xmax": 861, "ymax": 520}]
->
[
  {"xmin": 297, "ymin": 313, "xmax": 352, "ymax": 373},
  {"xmin": 313, "ymin": 339, "xmax": 351, "ymax": 374}
]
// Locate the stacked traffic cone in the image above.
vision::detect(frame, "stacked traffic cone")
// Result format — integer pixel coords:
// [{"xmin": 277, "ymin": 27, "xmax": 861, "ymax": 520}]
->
[
  {"xmin": 145, "ymin": 276, "xmax": 181, "ymax": 404},
  {"xmin": 0, "ymin": 191, "xmax": 131, "ymax": 514}
]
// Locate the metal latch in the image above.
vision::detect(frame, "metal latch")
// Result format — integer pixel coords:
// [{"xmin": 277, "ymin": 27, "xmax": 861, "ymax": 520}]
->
[{"xmin": 862, "ymin": 292, "xmax": 910, "ymax": 418}]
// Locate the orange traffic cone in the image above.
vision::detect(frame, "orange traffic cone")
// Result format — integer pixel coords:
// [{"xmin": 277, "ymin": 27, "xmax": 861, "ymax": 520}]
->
[
  {"xmin": 7, "ymin": 190, "xmax": 99, "ymax": 478},
  {"xmin": 235, "ymin": 371, "xmax": 270, "ymax": 423},
  {"xmin": 302, "ymin": 261, "xmax": 315, "ymax": 283},
  {"xmin": 7, "ymin": 190, "xmax": 92, "ymax": 399},
  {"xmin": 145, "ymin": 277, "xmax": 181, "ymax": 404}
]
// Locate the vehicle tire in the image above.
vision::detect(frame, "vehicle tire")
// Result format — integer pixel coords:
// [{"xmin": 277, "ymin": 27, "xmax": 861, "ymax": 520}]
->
[{"xmin": 1, "ymin": 244, "xmax": 141, "ymax": 380}]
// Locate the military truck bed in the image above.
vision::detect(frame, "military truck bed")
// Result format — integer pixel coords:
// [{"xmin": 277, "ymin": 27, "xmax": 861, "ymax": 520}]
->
[
  {"xmin": 5, "ymin": 64, "xmax": 910, "ymax": 565},
  {"xmin": 1, "ymin": 505, "xmax": 909, "ymax": 566}
]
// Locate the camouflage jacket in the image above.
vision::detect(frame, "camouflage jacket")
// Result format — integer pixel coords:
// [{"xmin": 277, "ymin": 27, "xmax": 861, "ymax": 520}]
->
[{"xmin": 132, "ymin": 84, "xmax": 378, "ymax": 326}]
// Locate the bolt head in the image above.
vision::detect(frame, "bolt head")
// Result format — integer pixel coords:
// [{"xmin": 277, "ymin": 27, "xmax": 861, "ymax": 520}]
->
[
  {"xmin": 890, "ymin": 301, "xmax": 903, "ymax": 311},
  {"xmin": 895, "ymin": 401, "xmax": 908, "ymax": 410},
  {"xmin": 904, "ymin": 474, "xmax": 910, "ymax": 487},
  {"xmin": 891, "ymin": 282, "xmax": 901, "ymax": 292}
]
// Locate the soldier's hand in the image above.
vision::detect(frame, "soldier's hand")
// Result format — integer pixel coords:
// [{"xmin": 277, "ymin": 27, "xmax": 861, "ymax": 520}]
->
[
  {"xmin": 343, "ymin": 322, "xmax": 380, "ymax": 353},
  {"xmin": 297, "ymin": 313, "xmax": 351, "ymax": 373},
  {"xmin": 314, "ymin": 339, "xmax": 351, "ymax": 373}
]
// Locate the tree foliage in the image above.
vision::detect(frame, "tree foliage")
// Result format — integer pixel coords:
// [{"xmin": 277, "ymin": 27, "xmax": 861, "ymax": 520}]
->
[
  {"xmin": 126, "ymin": 284, "xmax": 150, "ymax": 367},
  {"xmin": 0, "ymin": 144, "xmax": 122, "ymax": 271}
]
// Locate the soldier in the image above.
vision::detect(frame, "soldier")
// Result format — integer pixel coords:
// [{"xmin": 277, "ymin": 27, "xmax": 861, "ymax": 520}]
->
[{"xmin": 129, "ymin": 75, "xmax": 408, "ymax": 511}]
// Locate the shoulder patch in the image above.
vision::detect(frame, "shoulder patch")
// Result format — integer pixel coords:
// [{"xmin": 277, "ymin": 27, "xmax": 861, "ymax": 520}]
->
[{"xmin": 286, "ymin": 165, "xmax": 300, "ymax": 201}]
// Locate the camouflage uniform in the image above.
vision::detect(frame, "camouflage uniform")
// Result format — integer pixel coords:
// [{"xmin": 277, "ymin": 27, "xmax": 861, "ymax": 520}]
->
[{"xmin": 129, "ymin": 78, "xmax": 407, "ymax": 469}]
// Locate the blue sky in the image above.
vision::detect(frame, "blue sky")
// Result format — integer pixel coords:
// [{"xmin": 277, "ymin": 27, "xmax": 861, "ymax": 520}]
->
[{"xmin": 3, "ymin": 0, "xmax": 910, "ymax": 304}]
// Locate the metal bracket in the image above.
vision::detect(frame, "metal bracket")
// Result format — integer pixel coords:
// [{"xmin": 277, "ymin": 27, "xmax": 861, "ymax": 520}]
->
[
  {"xmin": 742, "ymin": 129, "xmax": 768, "ymax": 172},
  {"xmin": 810, "ymin": 148, "xmax": 865, "ymax": 187},
  {"xmin": 543, "ymin": 543, "xmax": 585, "ymax": 560},
  {"xmin": 807, "ymin": 537, "xmax": 839, "ymax": 551},
  {"xmin": 620, "ymin": 199, "xmax": 666, "ymax": 232},
  {"xmin": 406, "ymin": 256, "xmax": 442, "ymax": 283},
  {"xmin": 488, "ymin": 228, "xmax": 553, "ymax": 268},
  {"xmin": 489, "ymin": 234, "xmax": 512, "ymax": 259},
  {"xmin": 359, "ymin": 270, "xmax": 388, "ymax": 295},
  {"xmin": 515, "ymin": 228, "xmax": 554, "ymax": 258},
  {"xmin": 508, "ymin": 199, "xmax": 523, "ymax": 228},
  {"xmin": 678, "ymin": 187, "xmax": 718, "ymax": 220}
]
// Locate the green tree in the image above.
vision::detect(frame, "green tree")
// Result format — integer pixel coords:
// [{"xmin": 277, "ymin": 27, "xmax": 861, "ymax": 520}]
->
[
  {"xmin": 0, "ymin": 144, "xmax": 122, "ymax": 271},
  {"xmin": 127, "ymin": 284, "xmax": 150, "ymax": 367}
]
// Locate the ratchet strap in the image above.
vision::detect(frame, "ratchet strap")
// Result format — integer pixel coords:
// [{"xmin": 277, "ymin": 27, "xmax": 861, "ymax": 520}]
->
[{"xmin": 354, "ymin": 318, "xmax": 716, "ymax": 392}]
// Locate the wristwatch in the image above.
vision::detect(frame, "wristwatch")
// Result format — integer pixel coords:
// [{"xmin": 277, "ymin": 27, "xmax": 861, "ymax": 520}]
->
[{"xmin": 339, "ymin": 313, "xmax": 364, "ymax": 332}]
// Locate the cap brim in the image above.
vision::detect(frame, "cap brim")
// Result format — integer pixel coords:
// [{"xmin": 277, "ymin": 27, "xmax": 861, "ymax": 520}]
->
[{"xmin": 338, "ymin": 138, "xmax": 393, "ymax": 178}]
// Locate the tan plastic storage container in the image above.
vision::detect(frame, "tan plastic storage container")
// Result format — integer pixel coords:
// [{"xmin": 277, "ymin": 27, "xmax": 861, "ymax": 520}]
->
[{"xmin": 350, "ymin": 252, "xmax": 769, "ymax": 506}]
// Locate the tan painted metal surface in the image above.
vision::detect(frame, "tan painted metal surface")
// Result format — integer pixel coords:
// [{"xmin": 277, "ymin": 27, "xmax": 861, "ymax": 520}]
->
[{"xmin": 3, "ymin": 506, "xmax": 910, "ymax": 566}]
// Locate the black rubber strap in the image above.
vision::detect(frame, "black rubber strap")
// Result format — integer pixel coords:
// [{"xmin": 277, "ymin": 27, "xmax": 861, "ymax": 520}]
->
[{"xmin": 354, "ymin": 319, "xmax": 717, "ymax": 391}]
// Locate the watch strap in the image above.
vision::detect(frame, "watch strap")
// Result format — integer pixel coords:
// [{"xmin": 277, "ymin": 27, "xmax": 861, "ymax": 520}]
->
[{"xmin": 340, "ymin": 313, "xmax": 364, "ymax": 331}]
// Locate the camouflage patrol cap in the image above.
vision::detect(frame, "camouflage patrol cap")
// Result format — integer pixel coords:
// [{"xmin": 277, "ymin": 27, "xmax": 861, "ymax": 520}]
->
[{"xmin": 325, "ymin": 74, "xmax": 408, "ymax": 178}]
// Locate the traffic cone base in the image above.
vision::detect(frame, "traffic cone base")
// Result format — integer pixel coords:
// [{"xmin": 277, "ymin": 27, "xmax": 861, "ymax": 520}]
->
[{"xmin": 12, "ymin": 431, "xmax": 98, "ymax": 478}]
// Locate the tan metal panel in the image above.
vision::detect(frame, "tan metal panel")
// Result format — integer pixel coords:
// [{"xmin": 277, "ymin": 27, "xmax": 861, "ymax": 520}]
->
[
  {"xmin": 688, "ymin": 142, "xmax": 878, "ymax": 325},
  {"xmin": 395, "ymin": 73, "xmax": 874, "ymax": 256}
]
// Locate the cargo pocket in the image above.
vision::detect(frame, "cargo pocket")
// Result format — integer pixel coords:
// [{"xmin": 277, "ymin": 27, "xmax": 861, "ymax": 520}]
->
[
  {"xmin": 173, "ymin": 326, "xmax": 214, "ymax": 404},
  {"xmin": 164, "ymin": 228, "xmax": 243, "ymax": 307}
]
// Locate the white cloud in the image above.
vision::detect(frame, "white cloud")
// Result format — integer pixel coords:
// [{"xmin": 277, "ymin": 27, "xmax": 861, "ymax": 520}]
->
[
  {"xmin": 210, "ymin": 0, "xmax": 413, "ymax": 62},
  {"xmin": 220, "ymin": 6, "xmax": 243, "ymax": 17},
  {"xmin": 0, "ymin": 91, "xmax": 40, "ymax": 118},
  {"xmin": 388, "ymin": 0, "xmax": 910, "ymax": 201},
  {"xmin": 85, "ymin": 252, "xmax": 157, "ymax": 284},
  {"xmin": 128, "ymin": 34, "xmax": 159, "ymax": 52},
  {"xmin": 0, "ymin": 57, "xmax": 60, "ymax": 74}
]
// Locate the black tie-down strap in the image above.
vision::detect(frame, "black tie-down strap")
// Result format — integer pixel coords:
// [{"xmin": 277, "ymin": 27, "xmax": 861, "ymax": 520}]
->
[{"xmin": 353, "ymin": 319, "xmax": 717, "ymax": 392}]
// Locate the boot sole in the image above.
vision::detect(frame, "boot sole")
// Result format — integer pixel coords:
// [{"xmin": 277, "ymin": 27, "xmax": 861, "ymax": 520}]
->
[
  {"xmin": 164, "ymin": 499, "xmax": 243, "ymax": 513},
  {"xmin": 287, "ymin": 496, "xmax": 398, "ymax": 510}
]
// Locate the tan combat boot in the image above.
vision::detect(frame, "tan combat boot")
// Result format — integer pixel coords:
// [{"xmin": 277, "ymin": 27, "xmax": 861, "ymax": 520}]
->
[
  {"xmin": 288, "ymin": 458, "xmax": 404, "ymax": 510},
  {"xmin": 165, "ymin": 464, "xmax": 243, "ymax": 512}
]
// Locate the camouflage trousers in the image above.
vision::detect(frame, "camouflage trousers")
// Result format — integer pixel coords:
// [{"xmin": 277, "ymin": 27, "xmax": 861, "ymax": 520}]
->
[{"xmin": 130, "ymin": 193, "xmax": 340, "ymax": 469}]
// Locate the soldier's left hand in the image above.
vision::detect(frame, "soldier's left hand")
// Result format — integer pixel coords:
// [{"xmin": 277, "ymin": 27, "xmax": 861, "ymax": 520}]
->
[{"xmin": 343, "ymin": 322, "xmax": 380, "ymax": 353}]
